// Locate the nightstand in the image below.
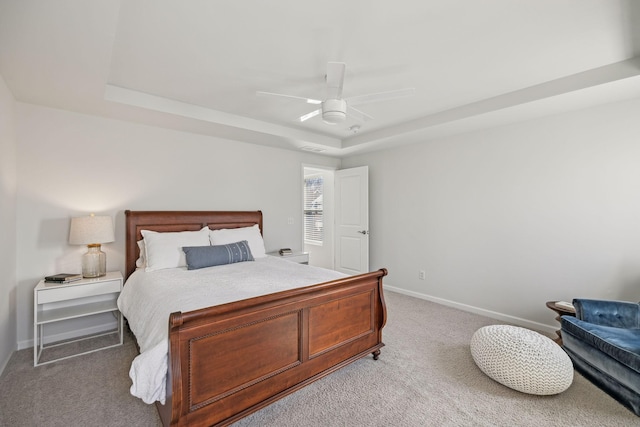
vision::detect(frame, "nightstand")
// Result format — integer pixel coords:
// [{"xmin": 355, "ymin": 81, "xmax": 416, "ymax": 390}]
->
[
  {"xmin": 33, "ymin": 271, "xmax": 124, "ymax": 366},
  {"xmin": 266, "ymin": 251, "xmax": 310, "ymax": 264}
]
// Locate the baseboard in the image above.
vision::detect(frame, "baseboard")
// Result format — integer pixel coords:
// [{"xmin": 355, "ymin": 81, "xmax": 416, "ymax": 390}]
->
[
  {"xmin": 17, "ymin": 319, "xmax": 118, "ymax": 350},
  {"xmin": 383, "ymin": 284, "xmax": 557, "ymax": 336}
]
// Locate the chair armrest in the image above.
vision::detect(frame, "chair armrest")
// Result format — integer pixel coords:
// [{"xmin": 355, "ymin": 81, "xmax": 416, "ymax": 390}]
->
[{"xmin": 573, "ymin": 299, "xmax": 640, "ymax": 329}]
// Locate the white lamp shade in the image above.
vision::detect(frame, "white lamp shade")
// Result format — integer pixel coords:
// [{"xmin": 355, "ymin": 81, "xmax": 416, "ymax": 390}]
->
[{"xmin": 69, "ymin": 215, "xmax": 115, "ymax": 245}]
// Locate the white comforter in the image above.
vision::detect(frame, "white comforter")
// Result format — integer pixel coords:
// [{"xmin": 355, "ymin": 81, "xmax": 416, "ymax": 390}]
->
[{"xmin": 117, "ymin": 257, "xmax": 346, "ymax": 404}]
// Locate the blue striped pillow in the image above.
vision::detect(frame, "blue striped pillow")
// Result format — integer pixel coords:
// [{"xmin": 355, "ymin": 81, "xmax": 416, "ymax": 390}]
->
[{"xmin": 183, "ymin": 240, "xmax": 254, "ymax": 270}]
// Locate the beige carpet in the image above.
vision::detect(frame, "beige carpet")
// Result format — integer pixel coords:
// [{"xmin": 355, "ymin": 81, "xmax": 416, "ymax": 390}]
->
[{"xmin": 0, "ymin": 291, "xmax": 637, "ymax": 426}]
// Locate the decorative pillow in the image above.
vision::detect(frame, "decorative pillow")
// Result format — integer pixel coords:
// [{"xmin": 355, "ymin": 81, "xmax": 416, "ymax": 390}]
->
[
  {"xmin": 209, "ymin": 224, "xmax": 266, "ymax": 258},
  {"xmin": 141, "ymin": 227, "xmax": 210, "ymax": 272},
  {"xmin": 183, "ymin": 241, "xmax": 254, "ymax": 270}
]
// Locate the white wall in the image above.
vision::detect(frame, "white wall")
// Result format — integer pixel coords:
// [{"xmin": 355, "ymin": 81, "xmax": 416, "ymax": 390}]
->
[
  {"xmin": 14, "ymin": 103, "xmax": 340, "ymax": 348},
  {"xmin": 343, "ymin": 98, "xmax": 640, "ymax": 332},
  {"xmin": 11, "ymin": 96, "xmax": 640, "ymax": 347},
  {"xmin": 0, "ymin": 74, "xmax": 17, "ymax": 372}
]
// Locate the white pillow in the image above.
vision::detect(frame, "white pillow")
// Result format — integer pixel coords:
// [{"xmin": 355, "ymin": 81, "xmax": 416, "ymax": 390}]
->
[
  {"xmin": 136, "ymin": 240, "xmax": 146, "ymax": 268},
  {"xmin": 209, "ymin": 224, "xmax": 266, "ymax": 258},
  {"xmin": 141, "ymin": 227, "xmax": 210, "ymax": 272}
]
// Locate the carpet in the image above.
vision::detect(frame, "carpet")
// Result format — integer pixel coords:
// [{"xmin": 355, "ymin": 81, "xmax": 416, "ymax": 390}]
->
[{"xmin": 0, "ymin": 291, "xmax": 636, "ymax": 426}]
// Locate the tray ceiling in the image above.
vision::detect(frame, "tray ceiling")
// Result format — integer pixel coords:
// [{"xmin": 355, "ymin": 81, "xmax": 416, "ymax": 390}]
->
[{"xmin": 1, "ymin": 0, "xmax": 639, "ymax": 156}]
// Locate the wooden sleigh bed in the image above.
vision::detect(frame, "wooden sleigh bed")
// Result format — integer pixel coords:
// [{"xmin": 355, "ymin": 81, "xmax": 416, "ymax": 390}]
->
[{"xmin": 124, "ymin": 210, "xmax": 388, "ymax": 427}]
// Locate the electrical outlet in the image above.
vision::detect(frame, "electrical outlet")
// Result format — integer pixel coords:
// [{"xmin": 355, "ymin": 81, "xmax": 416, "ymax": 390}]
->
[
  {"xmin": 418, "ymin": 270, "xmax": 425, "ymax": 280},
  {"xmin": 287, "ymin": 217, "xmax": 294, "ymax": 225}
]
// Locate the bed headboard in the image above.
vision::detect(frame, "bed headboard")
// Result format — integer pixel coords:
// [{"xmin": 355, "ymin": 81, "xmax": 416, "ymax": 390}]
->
[{"xmin": 124, "ymin": 210, "xmax": 263, "ymax": 280}]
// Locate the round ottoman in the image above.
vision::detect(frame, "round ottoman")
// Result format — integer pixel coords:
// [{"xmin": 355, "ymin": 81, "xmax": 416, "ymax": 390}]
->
[{"xmin": 470, "ymin": 325, "xmax": 573, "ymax": 395}]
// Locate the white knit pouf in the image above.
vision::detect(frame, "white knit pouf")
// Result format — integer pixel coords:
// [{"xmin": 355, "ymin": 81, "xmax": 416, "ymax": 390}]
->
[{"xmin": 470, "ymin": 325, "xmax": 573, "ymax": 395}]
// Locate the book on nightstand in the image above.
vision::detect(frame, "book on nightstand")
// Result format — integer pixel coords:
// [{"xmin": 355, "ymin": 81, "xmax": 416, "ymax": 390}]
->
[{"xmin": 44, "ymin": 273, "xmax": 82, "ymax": 285}]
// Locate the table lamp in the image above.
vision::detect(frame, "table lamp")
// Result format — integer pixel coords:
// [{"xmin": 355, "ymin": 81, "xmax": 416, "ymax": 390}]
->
[{"xmin": 69, "ymin": 214, "xmax": 115, "ymax": 278}]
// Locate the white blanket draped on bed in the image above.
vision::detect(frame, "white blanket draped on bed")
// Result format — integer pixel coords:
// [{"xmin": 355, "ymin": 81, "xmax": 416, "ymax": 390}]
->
[{"xmin": 117, "ymin": 257, "xmax": 346, "ymax": 404}]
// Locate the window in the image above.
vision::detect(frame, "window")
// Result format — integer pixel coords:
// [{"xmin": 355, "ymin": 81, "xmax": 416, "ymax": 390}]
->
[{"xmin": 304, "ymin": 175, "xmax": 324, "ymax": 244}]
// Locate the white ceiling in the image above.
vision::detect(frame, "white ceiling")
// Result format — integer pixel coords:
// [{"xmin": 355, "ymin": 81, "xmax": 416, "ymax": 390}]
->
[{"xmin": 1, "ymin": 0, "xmax": 639, "ymax": 157}]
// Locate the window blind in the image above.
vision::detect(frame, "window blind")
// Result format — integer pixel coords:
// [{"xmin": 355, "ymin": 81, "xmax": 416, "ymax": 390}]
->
[{"xmin": 304, "ymin": 175, "xmax": 324, "ymax": 244}]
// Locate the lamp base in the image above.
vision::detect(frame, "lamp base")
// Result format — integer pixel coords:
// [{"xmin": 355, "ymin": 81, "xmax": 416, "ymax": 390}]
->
[{"xmin": 82, "ymin": 244, "xmax": 107, "ymax": 278}]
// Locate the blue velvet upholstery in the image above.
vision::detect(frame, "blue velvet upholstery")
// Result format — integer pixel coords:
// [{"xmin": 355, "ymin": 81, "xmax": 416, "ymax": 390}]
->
[{"xmin": 561, "ymin": 299, "xmax": 640, "ymax": 416}]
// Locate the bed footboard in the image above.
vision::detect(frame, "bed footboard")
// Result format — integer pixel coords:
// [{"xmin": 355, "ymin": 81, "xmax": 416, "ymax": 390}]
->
[{"xmin": 157, "ymin": 268, "xmax": 387, "ymax": 427}]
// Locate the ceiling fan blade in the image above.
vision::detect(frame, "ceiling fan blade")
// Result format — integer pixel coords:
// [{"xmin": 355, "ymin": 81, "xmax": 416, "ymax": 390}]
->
[
  {"xmin": 326, "ymin": 62, "xmax": 346, "ymax": 99},
  {"xmin": 347, "ymin": 105, "xmax": 373, "ymax": 122},
  {"xmin": 299, "ymin": 109, "xmax": 321, "ymax": 122},
  {"xmin": 256, "ymin": 91, "xmax": 322, "ymax": 105},
  {"xmin": 347, "ymin": 88, "xmax": 415, "ymax": 106}
]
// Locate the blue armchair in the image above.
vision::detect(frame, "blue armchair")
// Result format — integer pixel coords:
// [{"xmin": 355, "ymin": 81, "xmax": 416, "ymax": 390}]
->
[{"xmin": 561, "ymin": 299, "xmax": 640, "ymax": 416}]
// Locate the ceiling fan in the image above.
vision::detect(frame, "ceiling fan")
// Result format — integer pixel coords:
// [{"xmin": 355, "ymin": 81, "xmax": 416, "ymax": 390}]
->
[{"xmin": 257, "ymin": 62, "xmax": 414, "ymax": 125}]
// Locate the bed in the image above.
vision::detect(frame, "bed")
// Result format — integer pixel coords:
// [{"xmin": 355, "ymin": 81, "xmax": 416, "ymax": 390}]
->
[{"xmin": 121, "ymin": 210, "xmax": 387, "ymax": 427}]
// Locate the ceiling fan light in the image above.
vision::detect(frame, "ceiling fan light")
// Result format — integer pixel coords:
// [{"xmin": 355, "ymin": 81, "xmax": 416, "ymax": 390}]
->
[
  {"xmin": 322, "ymin": 99, "xmax": 347, "ymax": 124},
  {"xmin": 322, "ymin": 111, "xmax": 346, "ymax": 124}
]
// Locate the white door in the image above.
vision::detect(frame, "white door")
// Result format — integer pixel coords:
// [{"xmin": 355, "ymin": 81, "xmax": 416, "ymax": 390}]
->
[{"xmin": 335, "ymin": 166, "xmax": 369, "ymax": 275}]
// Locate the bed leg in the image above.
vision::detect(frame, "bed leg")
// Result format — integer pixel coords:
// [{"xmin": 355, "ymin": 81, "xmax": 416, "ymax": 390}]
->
[{"xmin": 372, "ymin": 349, "xmax": 381, "ymax": 360}]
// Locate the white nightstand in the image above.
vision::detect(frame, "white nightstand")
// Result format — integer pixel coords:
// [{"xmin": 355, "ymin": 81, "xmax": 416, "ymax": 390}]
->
[
  {"xmin": 266, "ymin": 251, "xmax": 309, "ymax": 264},
  {"xmin": 33, "ymin": 271, "xmax": 124, "ymax": 366}
]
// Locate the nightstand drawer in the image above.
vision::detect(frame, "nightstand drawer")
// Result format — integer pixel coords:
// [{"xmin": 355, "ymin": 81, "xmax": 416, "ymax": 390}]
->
[{"xmin": 37, "ymin": 279, "xmax": 121, "ymax": 304}]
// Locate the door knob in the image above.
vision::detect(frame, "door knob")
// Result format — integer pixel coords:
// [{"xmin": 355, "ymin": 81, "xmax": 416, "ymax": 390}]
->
[{"xmin": 357, "ymin": 230, "xmax": 369, "ymax": 235}]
